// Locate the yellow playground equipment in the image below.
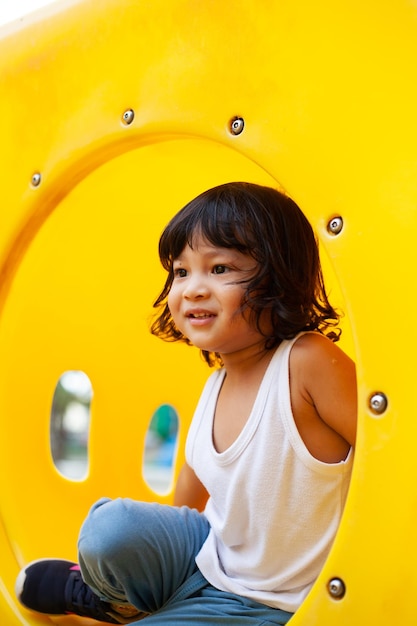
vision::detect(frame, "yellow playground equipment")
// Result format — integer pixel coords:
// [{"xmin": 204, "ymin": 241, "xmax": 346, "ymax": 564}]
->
[{"xmin": 0, "ymin": 0, "xmax": 416, "ymax": 623}]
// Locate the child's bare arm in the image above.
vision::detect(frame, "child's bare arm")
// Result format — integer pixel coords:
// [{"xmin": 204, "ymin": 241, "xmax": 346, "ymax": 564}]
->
[
  {"xmin": 294, "ymin": 333, "xmax": 357, "ymax": 449},
  {"xmin": 174, "ymin": 462, "xmax": 209, "ymax": 511}
]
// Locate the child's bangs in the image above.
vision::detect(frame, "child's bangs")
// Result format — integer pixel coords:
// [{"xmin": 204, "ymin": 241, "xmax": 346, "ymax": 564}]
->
[
  {"xmin": 187, "ymin": 200, "xmax": 255, "ymax": 254},
  {"xmin": 160, "ymin": 198, "xmax": 255, "ymax": 270}
]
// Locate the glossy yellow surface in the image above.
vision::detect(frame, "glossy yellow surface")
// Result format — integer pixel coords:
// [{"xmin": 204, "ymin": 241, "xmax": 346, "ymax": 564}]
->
[{"xmin": 0, "ymin": 1, "xmax": 416, "ymax": 623}]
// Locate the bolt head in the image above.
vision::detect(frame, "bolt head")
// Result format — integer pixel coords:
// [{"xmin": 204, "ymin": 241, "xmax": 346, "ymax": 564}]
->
[
  {"xmin": 328, "ymin": 577, "xmax": 346, "ymax": 599},
  {"xmin": 31, "ymin": 172, "xmax": 41, "ymax": 187},
  {"xmin": 229, "ymin": 116, "xmax": 245, "ymax": 135},
  {"xmin": 327, "ymin": 216, "xmax": 343, "ymax": 235},
  {"xmin": 122, "ymin": 109, "xmax": 135, "ymax": 125},
  {"xmin": 369, "ymin": 392, "xmax": 388, "ymax": 415}
]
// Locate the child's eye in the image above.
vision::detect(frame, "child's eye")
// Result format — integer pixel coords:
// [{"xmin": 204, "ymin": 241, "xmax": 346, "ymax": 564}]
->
[
  {"xmin": 213, "ymin": 264, "xmax": 228, "ymax": 275},
  {"xmin": 173, "ymin": 267, "xmax": 187, "ymax": 278}
]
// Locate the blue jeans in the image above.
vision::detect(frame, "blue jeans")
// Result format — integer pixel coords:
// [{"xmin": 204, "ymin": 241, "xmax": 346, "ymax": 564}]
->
[{"xmin": 78, "ymin": 497, "xmax": 293, "ymax": 625}]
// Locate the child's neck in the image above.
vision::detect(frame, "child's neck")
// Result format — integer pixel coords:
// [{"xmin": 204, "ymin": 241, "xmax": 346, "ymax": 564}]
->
[{"xmin": 220, "ymin": 343, "xmax": 275, "ymax": 382}]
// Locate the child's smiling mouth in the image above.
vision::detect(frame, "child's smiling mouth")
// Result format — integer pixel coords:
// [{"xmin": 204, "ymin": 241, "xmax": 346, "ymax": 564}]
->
[{"xmin": 186, "ymin": 309, "xmax": 216, "ymax": 322}]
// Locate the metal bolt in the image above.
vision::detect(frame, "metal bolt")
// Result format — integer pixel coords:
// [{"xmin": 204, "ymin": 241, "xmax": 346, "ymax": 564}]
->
[
  {"xmin": 328, "ymin": 577, "xmax": 346, "ymax": 599},
  {"xmin": 327, "ymin": 216, "xmax": 343, "ymax": 235},
  {"xmin": 229, "ymin": 116, "xmax": 245, "ymax": 135},
  {"xmin": 31, "ymin": 172, "xmax": 41, "ymax": 187},
  {"xmin": 369, "ymin": 391, "xmax": 388, "ymax": 415},
  {"xmin": 122, "ymin": 109, "xmax": 135, "ymax": 125}
]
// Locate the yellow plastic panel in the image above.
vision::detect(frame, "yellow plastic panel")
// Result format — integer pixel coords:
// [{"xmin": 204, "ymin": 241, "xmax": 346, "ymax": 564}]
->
[{"xmin": 0, "ymin": 0, "xmax": 416, "ymax": 624}]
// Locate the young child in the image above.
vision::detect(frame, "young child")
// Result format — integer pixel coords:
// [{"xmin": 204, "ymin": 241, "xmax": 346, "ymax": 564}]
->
[{"xmin": 16, "ymin": 182, "xmax": 357, "ymax": 625}]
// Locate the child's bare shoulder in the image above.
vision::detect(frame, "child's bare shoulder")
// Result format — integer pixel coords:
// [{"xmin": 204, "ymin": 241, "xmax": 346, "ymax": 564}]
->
[{"xmin": 291, "ymin": 331, "xmax": 354, "ymax": 371}]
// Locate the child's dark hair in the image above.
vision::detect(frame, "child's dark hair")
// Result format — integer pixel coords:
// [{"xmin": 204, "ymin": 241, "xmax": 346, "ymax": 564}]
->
[{"xmin": 151, "ymin": 181, "xmax": 341, "ymax": 365}]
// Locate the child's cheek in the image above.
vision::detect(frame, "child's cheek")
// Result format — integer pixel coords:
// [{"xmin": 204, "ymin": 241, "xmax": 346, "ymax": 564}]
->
[{"xmin": 167, "ymin": 288, "xmax": 180, "ymax": 319}]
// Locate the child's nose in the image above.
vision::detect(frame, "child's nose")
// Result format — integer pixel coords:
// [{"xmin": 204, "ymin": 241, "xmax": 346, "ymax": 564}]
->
[{"xmin": 183, "ymin": 275, "xmax": 209, "ymax": 300}]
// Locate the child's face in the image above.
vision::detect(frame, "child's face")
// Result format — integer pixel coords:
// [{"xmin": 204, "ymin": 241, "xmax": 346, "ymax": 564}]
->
[{"xmin": 167, "ymin": 236, "xmax": 266, "ymax": 359}]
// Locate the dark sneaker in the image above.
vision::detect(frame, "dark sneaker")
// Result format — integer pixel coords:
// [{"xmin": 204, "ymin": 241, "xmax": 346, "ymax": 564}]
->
[{"xmin": 15, "ymin": 559, "xmax": 145, "ymax": 623}]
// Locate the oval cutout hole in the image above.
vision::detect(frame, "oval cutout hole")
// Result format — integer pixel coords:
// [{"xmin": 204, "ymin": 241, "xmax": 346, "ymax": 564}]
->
[
  {"xmin": 50, "ymin": 371, "xmax": 92, "ymax": 480},
  {"xmin": 143, "ymin": 404, "xmax": 179, "ymax": 495}
]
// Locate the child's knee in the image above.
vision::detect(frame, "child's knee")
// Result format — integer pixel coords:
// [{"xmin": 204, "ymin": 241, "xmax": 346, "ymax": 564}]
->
[{"xmin": 78, "ymin": 497, "xmax": 135, "ymax": 562}]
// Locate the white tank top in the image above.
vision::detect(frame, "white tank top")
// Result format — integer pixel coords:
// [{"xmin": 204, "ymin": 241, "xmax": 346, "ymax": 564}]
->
[{"xmin": 185, "ymin": 334, "xmax": 353, "ymax": 612}]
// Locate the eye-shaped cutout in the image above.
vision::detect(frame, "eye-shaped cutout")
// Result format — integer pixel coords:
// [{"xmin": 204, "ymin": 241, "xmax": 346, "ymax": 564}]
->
[
  {"xmin": 143, "ymin": 404, "xmax": 179, "ymax": 495},
  {"xmin": 50, "ymin": 370, "xmax": 93, "ymax": 481}
]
